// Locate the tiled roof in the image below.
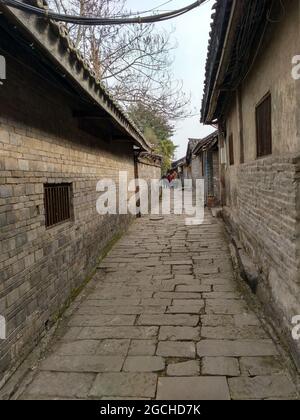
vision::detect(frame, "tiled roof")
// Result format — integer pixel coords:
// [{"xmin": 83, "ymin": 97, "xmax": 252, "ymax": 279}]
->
[
  {"xmin": 138, "ymin": 151, "xmax": 162, "ymax": 168},
  {"xmin": 188, "ymin": 138, "xmax": 202, "ymax": 151},
  {"xmin": 172, "ymin": 157, "xmax": 186, "ymax": 169},
  {"xmin": 201, "ymin": 0, "xmax": 270, "ymax": 124},
  {"xmin": 200, "ymin": 0, "xmax": 232, "ymax": 123},
  {"xmin": 193, "ymin": 131, "xmax": 218, "ymax": 155},
  {"xmin": 186, "ymin": 138, "xmax": 202, "ymax": 164},
  {"xmin": 1, "ymin": 0, "xmax": 151, "ymax": 151}
]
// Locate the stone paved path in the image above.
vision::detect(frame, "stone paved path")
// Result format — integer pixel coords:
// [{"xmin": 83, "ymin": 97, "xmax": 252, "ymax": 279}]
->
[{"xmin": 17, "ymin": 211, "xmax": 299, "ymax": 400}]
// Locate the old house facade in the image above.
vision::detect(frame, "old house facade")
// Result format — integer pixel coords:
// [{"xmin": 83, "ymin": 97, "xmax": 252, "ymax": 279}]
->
[
  {"xmin": 135, "ymin": 151, "xmax": 162, "ymax": 209},
  {"xmin": 135, "ymin": 152, "xmax": 162, "ymax": 185},
  {"xmin": 193, "ymin": 131, "xmax": 220, "ymax": 207},
  {"xmin": 173, "ymin": 132, "xmax": 220, "ymax": 207},
  {"xmin": 0, "ymin": 4, "xmax": 158, "ymax": 382},
  {"xmin": 186, "ymin": 139, "xmax": 202, "ymax": 185},
  {"xmin": 201, "ymin": 0, "xmax": 300, "ymax": 367},
  {"xmin": 172, "ymin": 157, "xmax": 187, "ymax": 184}
]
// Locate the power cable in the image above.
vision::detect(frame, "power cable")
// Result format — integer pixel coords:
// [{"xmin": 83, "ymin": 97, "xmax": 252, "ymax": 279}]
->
[
  {"xmin": 114, "ymin": 0, "xmax": 176, "ymax": 18},
  {"xmin": 0, "ymin": 0, "xmax": 206, "ymax": 25}
]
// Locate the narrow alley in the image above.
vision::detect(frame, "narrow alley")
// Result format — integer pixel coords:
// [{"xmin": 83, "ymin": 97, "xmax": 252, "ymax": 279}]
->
[
  {"xmin": 12, "ymin": 211, "xmax": 299, "ymax": 400},
  {"xmin": 1, "ymin": 0, "xmax": 300, "ymax": 404}
]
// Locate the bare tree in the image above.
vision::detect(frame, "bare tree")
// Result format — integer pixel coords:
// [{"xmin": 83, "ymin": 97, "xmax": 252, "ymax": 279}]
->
[{"xmin": 48, "ymin": 0, "xmax": 190, "ymax": 119}]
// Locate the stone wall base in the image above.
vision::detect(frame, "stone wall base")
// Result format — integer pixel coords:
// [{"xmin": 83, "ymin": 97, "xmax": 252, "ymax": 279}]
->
[
  {"xmin": 223, "ymin": 206, "xmax": 300, "ymax": 372},
  {"xmin": 0, "ymin": 216, "xmax": 133, "ymax": 390}
]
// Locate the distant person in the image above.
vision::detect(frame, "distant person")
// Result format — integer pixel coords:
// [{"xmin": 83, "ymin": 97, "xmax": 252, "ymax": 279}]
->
[
  {"xmin": 168, "ymin": 170, "xmax": 178, "ymax": 188},
  {"xmin": 161, "ymin": 174, "xmax": 169, "ymax": 189}
]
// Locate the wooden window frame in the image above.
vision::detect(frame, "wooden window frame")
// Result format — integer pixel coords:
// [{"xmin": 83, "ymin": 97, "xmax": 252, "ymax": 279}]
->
[
  {"xmin": 44, "ymin": 183, "xmax": 73, "ymax": 228},
  {"xmin": 256, "ymin": 92, "xmax": 272, "ymax": 158},
  {"xmin": 228, "ymin": 134, "xmax": 234, "ymax": 166}
]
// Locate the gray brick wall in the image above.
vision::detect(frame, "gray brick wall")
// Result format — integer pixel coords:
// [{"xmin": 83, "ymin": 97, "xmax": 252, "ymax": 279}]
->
[
  {"xmin": 137, "ymin": 162, "xmax": 161, "ymax": 184},
  {"xmin": 0, "ymin": 54, "xmax": 135, "ymax": 380},
  {"xmin": 223, "ymin": 153, "xmax": 300, "ymax": 366}
]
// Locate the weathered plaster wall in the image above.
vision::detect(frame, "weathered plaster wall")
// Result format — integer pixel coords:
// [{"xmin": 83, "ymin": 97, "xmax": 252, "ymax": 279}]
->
[
  {"xmin": 191, "ymin": 156, "xmax": 203, "ymax": 185},
  {"xmin": 0, "ymin": 53, "xmax": 135, "ymax": 380},
  {"xmin": 225, "ymin": 0, "xmax": 300, "ymax": 205},
  {"xmin": 241, "ymin": 0, "xmax": 299, "ymax": 159},
  {"xmin": 222, "ymin": 0, "xmax": 300, "ymax": 367},
  {"xmin": 212, "ymin": 150, "xmax": 220, "ymax": 203},
  {"xmin": 224, "ymin": 100, "xmax": 239, "ymax": 209}
]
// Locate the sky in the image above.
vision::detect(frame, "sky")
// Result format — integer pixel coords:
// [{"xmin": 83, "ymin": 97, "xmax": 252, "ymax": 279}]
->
[{"xmin": 125, "ymin": 0, "xmax": 215, "ymax": 159}]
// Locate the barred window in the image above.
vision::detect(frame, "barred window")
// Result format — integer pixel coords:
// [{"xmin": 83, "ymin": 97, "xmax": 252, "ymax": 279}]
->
[
  {"xmin": 44, "ymin": 183, "xmax": 72, "ymax": 228},
  {"xmin": 256, "ymin": 93, "xmax": 272, "ymax": 158}
]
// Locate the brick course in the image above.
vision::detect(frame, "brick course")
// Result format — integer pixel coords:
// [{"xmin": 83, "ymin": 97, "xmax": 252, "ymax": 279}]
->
[
  {"xmin": 223, "ymin": 153, "xmax": 300, "ymax": 367},
  {"xmin": 137, "ymin": 161, "xmax": 161, "ymax": 184},
  {"xmin": 0, "ymin": 53, "xmax": 138, "ymax": 380}
]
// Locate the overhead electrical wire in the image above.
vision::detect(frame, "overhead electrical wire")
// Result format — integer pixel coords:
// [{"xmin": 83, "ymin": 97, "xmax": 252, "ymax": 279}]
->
[
  {"xmin": 0, "ymin": 0, "xmax": 205, "ymax": 26},
  {"xmin": 112, "ymin": 0, "xmax": 176, "ymax": 18},
  {"xmin": 95, "ymin": 0, "xmax": 176, "ymax": 19}
]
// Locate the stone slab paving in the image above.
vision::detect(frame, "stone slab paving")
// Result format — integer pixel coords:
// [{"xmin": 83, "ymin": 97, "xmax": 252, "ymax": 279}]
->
[
  {"xmin": 17, "ymin": 210, "xmax": 299, "ymax": 400},
  {"xmin": 156, "ymin": 377, "xmax": 230, "ymax": 400}
]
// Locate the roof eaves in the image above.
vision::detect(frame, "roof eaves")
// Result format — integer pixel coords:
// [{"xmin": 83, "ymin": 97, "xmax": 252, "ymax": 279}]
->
[
  {"xmin": 138, "ymin": 151, "xmax": 162, "ymax": 168},
  {"xmin": 193, "ymin": 131, "xmax": 218, "ymax": 155},
  {"xmin": 172, "ymin": 157, "xmax": 186, "ymax": 168},
  {"xmin": 1, "ymin": 1, "xmax": 151, "ymax": 151},
  {"xmin": 201, "ymin": 0, "xmax": 271, "ymax": 125},
  {"xmin": 200, "ymin": 0, "xmax": 233, "ymax": 124}
]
